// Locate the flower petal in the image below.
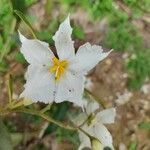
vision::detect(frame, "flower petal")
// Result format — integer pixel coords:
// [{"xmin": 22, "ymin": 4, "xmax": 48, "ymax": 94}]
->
[
  {"xmin": 25, "ymin": 64, "xmax": 38, "ymax": 82},
  {"xmin": 70, "ymin": 42, "xmax": 112, "ymax": 74},
  {"xmin": 20, "ymin": 65, "xmax": 55, "ymax": 103},
  {"xmin": 72, "ymin": 113, "xmax": 88, "ymax": 126},
  {"xmin": 93, "ymin": 124, "xmax": 114, "ymax": 149},
  {"xmin": 52, "ymin": 15, "xmax": 75, "ymax": 60},
  {"xmin": 19, "ymin": 31, "xmax": 54, "ymax": 65},
  {"xmin": 85, "ymin": 99, "xmax": 100, "ymax": 115},
  {"xmin": 96, "ymin": 108, "xmax": 116, "ymax": 124},
  {"xmin": 54, "ymin": 71, "xmax": 85, "ymax": 107},
  {"xmin": 78, "ymin": 131, "xmax": 91, "ymax": 150}
]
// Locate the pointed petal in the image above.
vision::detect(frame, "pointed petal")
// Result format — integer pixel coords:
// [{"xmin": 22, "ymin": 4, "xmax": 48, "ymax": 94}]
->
[
  {"xmin": 93, "ymin": 124, "xmax": 114, "ymax": 149},
  {"xmin": 54, "ymin": 71, "xmax": 85, "ymax": 107},
  {"xmin": 20, "ymin": 65, "xmax": 55, "ymax": 103},
  {"xmin": 18, "ymin": 31, "xmax": 54, "ymax": 65},
  {"xmin": 70, "ymin": 42, "xmax": 112, "ymax": 74},
  {"xmin": 53, "ymin": 15, "xmax": 75, "ymax": 60},
  {"xmin": 96, "ymin": 108, "xmax": 116, "ymax": 124}
]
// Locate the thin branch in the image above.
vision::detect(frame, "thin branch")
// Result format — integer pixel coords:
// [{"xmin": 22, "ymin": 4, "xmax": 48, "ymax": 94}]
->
[
  {"xmin": 0, "ymin": 103, "xmax": 101, "ymax": 146},
  {"xmin": 13, "ymin": 107, "xmax": 76, "ymax": 130},
  {"xmin": 40, "ymin": 103, "xmax": 52, "ymax": 113},
  {"xmin": 84, "ymin": 88, "xmax": 106, "ymax": 109}
]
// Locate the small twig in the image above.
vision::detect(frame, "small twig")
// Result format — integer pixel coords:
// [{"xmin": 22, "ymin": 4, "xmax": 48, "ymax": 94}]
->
[
  {"xmin": 14, "ymin": 10, "xmax": 37, "ymax": 39},
  {"xmin": 40, "ymin": 103, "xmax": 52, "ymax": 113},
  {"xmin": 13, "ymin": 107, "xmax": 76, "ymax": 130},
  {"xmin": 85, "ymin": 88, "xmax": 106, "ymax": 109},
  {"xmin": 38, "ymin": 122, "xmax": 49, "ymax": 139},
  {"xmin": 0, "ymin": 103, "xmax": 101, "ymax": 147}
]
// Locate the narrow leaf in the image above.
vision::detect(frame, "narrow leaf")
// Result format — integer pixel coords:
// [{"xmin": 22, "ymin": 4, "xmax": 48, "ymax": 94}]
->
[
  {"xmin": 129, "ymin": 141, "xmax": 138, "ymax": 150},
  {"xmin": 14, "ymin": 10, "xmax": 37, "ymax": 38},
  {"xmin": 138, "ymin": 121, "xmax": 150, "ymax": 130},
  {"xmin": 73, "ymin": 26, "xmax": 85, "ymax": 40},
  {"xmin": 0, "ymin": 119, "xmax": 13, "ymax": 150},
  {"xmin": 45, "ymin": 0, "xmax": 53, "ymax": 15}
]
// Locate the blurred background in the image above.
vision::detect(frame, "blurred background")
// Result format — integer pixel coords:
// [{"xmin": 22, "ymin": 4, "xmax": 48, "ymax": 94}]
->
[{"xmin": 0, "ymin": 0, "xmax": 150, "ymax": 149}]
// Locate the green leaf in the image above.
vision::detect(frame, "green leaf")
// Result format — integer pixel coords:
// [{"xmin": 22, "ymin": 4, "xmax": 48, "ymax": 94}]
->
[
  {"xmin": 138, "ymin": 122, "xmax": 150, "ymax": 130},
  {"xmin": 45, "ymin": 0, "xmax": 53, "ymax": 15},
  {"xmin": 127, "ymin": 49, "xmax": 150, "ymax": 89},
  {"xmin": 45, "ymin": 103, "xmax": 69, "ymax": 134},
  {"xmin": 73, "ymin": 26, "xmax": 85, "ymax": 40},
  {"xmin": 25, "ymin": 0, "xmax": 38, "ymax": 7},
  {"xmin": 14, "ymin": 10, "xmax": 37, "ymax": 38},
  {"xmin": 129, "ymin": 141, "xmax": 138, "ymax": 150},
  {"xmin": 56, "ymin": 128, "xmax": 79, "ymax": 147},
  {"xmin": 11, "ymin": 0, "xmax": 26, "ymax": 12},
  {"xmin": 15, "ymin": 52, "xmax": 26, "ymax": 63},
  {"xmin": 11, "ymin": 133, "xmax": 23, "ymax": 147},
  {"xmin": 0, "ymin": 18, "xmax": 16, "ymax": 61},
  {"xmin": 0, "ymin": 59, "xmax": 9, "ymax": 72},
  {"xmin": 0, "ymin": 119, "xmax": 13, "ymax": 150},
  {"xmin": 37, "ymin": 31, "xmax": 53, "ymax": 44}
]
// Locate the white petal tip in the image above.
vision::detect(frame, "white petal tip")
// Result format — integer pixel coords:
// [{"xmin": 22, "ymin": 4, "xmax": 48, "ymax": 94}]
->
[
  {"xmin": 113, "ymin": 108, "xmax": 116, "ymax": 116},
  {"xmin": 18, "ymin": 31, "xmax": 27, "ymax": 43},
  {"xmin": 110, "ymin": 107, "xmax": 116, "ymax": 123},
  {"xmin": 109, "ymin": 49, "xmax": 114, "ymax": 53},
  {"xmin": 63, "ymin": 14, "xmax": 72, "ymax": 30},
  {"xmin": 106, "ymin": 49, "xmax": 113, "ymax": 55},
  {"xmin": 66, "ymin": 13, "xmax": 70, "ymax": 21},
  {"xmin": 102, "ymin": 49, "xmax": 113, "ymax": 59},
  {"xmin": 19, "ymin": 92, "xmax": 25, "ymax": 99}
]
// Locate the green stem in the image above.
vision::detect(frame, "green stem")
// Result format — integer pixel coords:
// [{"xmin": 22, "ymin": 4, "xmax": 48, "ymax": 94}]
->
[
  {"xmin": 78, "ymin": 126, "xmax": 94, "ymax": 140},
  {"xmin": 40, "ymin": 103, "xmax": 52, "ymax": 113},
  {"xmin": 13, "ymin": 107, "xmax": 76, "ymax": 130},
  {"xmin": 9, "ymin": 101, "xmax": 24, "ymax": 109},
  {"xmin": 0, "ymin": 105, "xmax": 97, "ymax": 144},
  {"xmin": 85, "ymin": 88, "xmax": 106, "ymax": 109}
]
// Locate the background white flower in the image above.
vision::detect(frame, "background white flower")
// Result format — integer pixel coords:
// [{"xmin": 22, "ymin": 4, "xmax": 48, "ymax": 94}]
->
[
  {"xmin": 75, "ymin": 99, "xmax": 116, "ymax": 150},
  {"xmin": 19, "ymin": 15, "xmax": 112, "ymax": 107},
  {"xmin": 116, "ymin": 90, "xmax": 133, "ymax": 106}
]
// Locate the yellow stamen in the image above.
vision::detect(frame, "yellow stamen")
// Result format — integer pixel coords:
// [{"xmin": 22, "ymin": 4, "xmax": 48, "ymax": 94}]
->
[{"xmin": 50, "ymin": 57, "xmax": 68, "ymax": 81}]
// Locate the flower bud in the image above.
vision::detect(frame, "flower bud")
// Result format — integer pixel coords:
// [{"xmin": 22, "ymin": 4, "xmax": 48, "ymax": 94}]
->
[{"xmin": 91, "ymin": 138, "xmax": 103, "ymax": 150}]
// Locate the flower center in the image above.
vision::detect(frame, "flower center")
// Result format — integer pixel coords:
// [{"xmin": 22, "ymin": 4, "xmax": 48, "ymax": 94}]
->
[{"xmin": 50, "ymin": 57, "xmax": 68, "ymax": 81}]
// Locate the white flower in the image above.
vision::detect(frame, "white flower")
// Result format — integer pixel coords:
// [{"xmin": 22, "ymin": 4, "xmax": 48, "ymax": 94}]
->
[
  {"xmin": 116, "ymin": 90, "xmax": 132, "ymax": 105},
  {"xmin": 19, "ymin": 15, "xmax": 112, "ymax": 107},
  {"xmin": 141, "ymin": 83, "xmax": 150, "ymax": 94},
  {"xmin": 75, "ymin": 99, "xmax": 116, "ymax": 150}
]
